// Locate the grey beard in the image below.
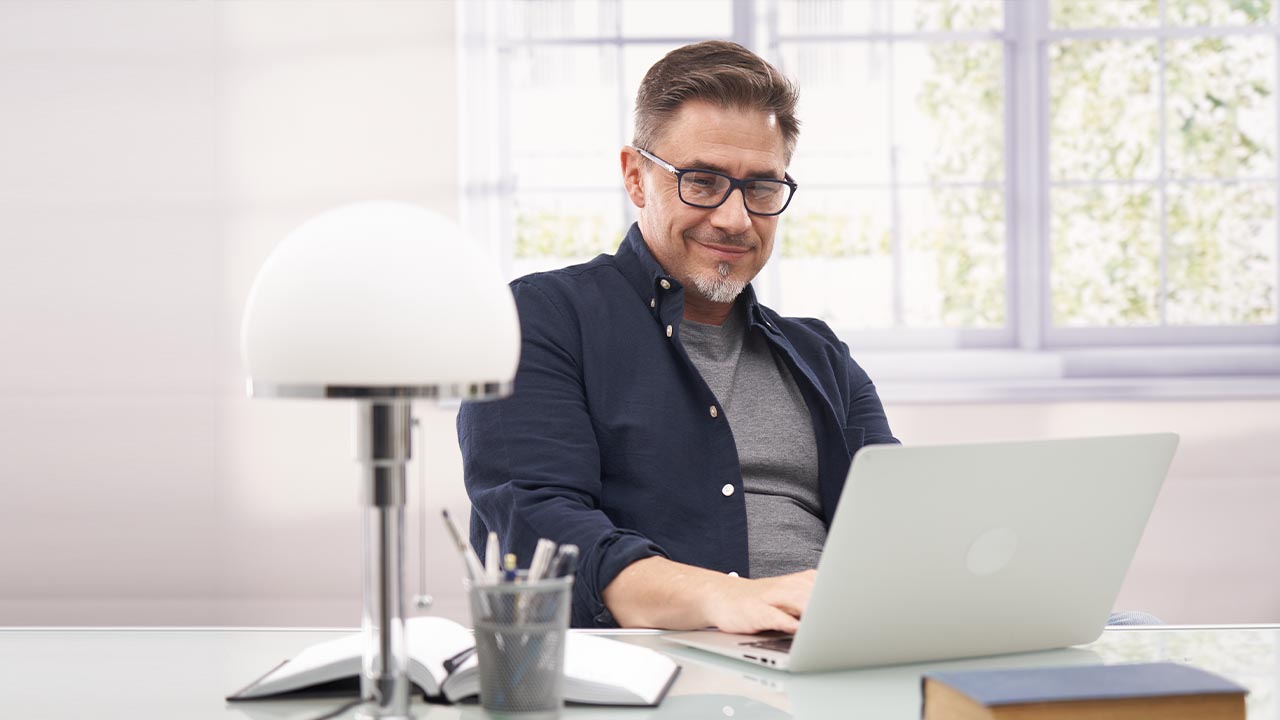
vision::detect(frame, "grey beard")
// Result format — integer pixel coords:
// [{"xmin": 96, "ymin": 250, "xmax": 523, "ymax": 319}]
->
[{"xmin": 689, "ymin": 261, "xmax": 745, "ymax": 304}]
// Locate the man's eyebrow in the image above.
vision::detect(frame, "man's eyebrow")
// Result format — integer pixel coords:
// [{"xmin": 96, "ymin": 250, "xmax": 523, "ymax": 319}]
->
[{"xmin": 680, "ymin": 157, "xmax": 785, "ymax": 180}]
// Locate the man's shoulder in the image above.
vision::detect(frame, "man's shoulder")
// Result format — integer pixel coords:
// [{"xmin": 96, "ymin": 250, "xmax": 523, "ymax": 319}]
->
[
  {"xmin": 511, "ymin": 253, "xmax": 622, "ymax": 295},
  {"xmin": 508, "ymin": 253, "xmax": 632, "ymax": 319}
]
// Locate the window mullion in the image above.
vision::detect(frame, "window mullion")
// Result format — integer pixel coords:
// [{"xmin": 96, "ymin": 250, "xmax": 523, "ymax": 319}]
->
[
  {"xmin": 1158, "ymin": 0, "xmax": 1169, "ymax": 327},
  {"xmin": 888, "ymin": 38, "xmax": 905, "ymax": 328},
  {"xmin": 1274, "ymin": 23, "xmax": 1280, "ymax": 328},
  {"xmin": 732, "ymin": 0, "xmax": 753, "ymax": 47},
  {"xmin": 1014, "ymin": 0, "xmax": 1048, "ymax": 351},
  {"xmin": 611, "ymin": 0, "xmax": 632, "ymax": 230}
]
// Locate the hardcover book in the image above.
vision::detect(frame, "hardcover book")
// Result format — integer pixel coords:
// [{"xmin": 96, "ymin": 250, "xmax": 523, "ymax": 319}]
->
[{"xmin": 922, "ymin": 661, "xmax": 1247, "ymax": 720}]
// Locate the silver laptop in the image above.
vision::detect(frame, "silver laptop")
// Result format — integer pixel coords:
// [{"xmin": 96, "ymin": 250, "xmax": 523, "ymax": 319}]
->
[{"xmin": 667, "ymin": 433, "xmax": 1179, "ymax": 672}]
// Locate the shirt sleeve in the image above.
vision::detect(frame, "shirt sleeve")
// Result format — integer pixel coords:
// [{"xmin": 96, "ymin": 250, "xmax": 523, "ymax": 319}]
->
[
  {"xmin": 839, "ymin": 340, "xmax": 900, "ymax": 447},
  {"xmin": 456, "ymin": 279, "xmax": 666, "ymax": 628}
]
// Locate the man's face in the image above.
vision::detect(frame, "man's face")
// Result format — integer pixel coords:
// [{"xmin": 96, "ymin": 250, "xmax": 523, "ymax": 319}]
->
[{"xmin": 623, "ymin": 100, "xmax": 789, "ymax": 305}]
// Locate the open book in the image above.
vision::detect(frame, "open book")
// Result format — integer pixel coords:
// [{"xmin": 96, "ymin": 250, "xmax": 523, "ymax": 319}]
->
[{"xmin": 227, "ymin": 617, "xmax": 680, "ymax": 707}]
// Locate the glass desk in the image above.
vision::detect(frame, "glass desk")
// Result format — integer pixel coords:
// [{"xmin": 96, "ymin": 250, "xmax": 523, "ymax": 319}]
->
[{"xmin": 2, "ymin": 625, "xmax": 1275, "ymax": 719}]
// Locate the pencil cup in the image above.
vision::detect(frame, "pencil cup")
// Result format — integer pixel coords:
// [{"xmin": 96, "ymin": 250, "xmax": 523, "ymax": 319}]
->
[{"xmin": 468, "ymin": 575, "xmax": 573, "ymax": 719}]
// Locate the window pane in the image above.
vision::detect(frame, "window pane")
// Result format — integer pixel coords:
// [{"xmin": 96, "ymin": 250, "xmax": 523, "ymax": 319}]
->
[
  {"xmin": 776, "ymin": 0, "xmax": 888, "ymax": 35},
  {"xmin": 776, "ymin": 188, "xmax": 894, "ymax": 328},
  {"xmin": 1051, "ymin": 185, "xmax": 1161, "ymax": 327},
  {"xmin": 1050, "ymin": 0, "xmax": 1159, "ymax": 29},
  {"xmin": 901, "ymin": 187, "xmax": 1006, "ymax": 328},
  {"xmin": 781, "ymin": 42, "xmax": 891, "ymax": 185},
  {"xmin": 505, "ymin": 0, "xmax": 615, "ymax": 39},
  {"xmin": 1167, "ymin": 0, "xmax": 1274, "ymax": 26},
  {"xmin": 513, "ymin": 191, "xmax": 626, "ymax": 267},
  {"xmin": 776, "ymin": 0, "xmax": 1003, "ymax": 35},
  {"xmin": 620, "ymin": 0, "xmax": 732, "ymax": 37},
  {"xmin": 892, "ymin": 0, "xmax": 1004, "ymax": 32},
  {"xmin": 1166, "ymin": 182, "xmax": 1278, "ymax": 325},
  {"xmin": 509, "ymin": 45, "xmax": 621, "ymax": 189},
  {"xmin": 1050, "ymin": 40, "xmax": 1159, "ymax": 181},
  {"xmin": 894, "ymin": 41, "xmax": 1004, "ymax": 184},
  {"xmin": 1166, "ymin": 35, "xmax": 1275, "ymax": 179}
]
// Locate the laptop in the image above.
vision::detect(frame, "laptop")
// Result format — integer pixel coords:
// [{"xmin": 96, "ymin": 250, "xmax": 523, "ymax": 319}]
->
[{"xmin": 666, "ymin": 433, "xmax": 1179, "ymax": 672}]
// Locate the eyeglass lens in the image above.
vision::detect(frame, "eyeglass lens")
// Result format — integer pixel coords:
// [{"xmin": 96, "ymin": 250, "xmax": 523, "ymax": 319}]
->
[{"xmin": 678, "ymin": 171, "xmax": 792, "ymax": 215}]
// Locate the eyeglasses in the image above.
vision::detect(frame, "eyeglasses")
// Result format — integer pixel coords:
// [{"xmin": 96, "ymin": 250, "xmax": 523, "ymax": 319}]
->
[{"xmin": 634, "ymin": 147, "xmax": 798, "ymax": 217}]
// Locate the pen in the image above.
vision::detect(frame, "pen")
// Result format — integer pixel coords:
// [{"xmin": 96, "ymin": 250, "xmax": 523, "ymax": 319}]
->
[
  {"xmin": 549, "ymin": 544, "xmax": 579, "ymax": 579},
  {"xmin": 526, "ymin": 538, "xmax": 557, "ymax": 583},
  {"xmin": 440, "ymin": 509, "xmax": 487, "ymax": 583},
  {"xmin": 485, "ymin": 531, "xmax": 501, "ymax": 585},
  {"xmin": 503, "ymin": 553, "xmax": 518, "ymax": 583}
]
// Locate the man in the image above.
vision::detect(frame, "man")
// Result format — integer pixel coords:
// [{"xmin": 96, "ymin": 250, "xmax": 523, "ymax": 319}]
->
[{"xmin": 457, "ymin": 40, "xmax": 897, "ymax": 632}]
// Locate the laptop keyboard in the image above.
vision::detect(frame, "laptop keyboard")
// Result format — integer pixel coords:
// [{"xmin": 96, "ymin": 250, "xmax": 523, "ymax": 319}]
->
[{"xmin": 741, "ymin": 636, "xmax": 794, "ymax": 654}]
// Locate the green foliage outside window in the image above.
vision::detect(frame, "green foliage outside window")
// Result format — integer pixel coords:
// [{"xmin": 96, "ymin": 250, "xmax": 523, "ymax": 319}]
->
[
  {"xmin": 1052, "ymin": 186, "xmax": 1162, "ymax": 326},
  {"xmin": 1167, "ymin": 182, "xmax": 1276, "ymax": 325},
  {"xmin": 781, "ymin": 19, "xmax": 1007, "ymax": 329},
  {"xmin": 514, "ymin": 209, "xmax": 621, "ymax": 259},
  {"xmin": 912, "ymin": 38, "xmax": 1006, "ymax": 327},
  {"xmin": 1049, "ymin": 0, "xmax": 1277, "ymax": 327},
  {"xmin": 907, "ymin": 188, "xmax": 1007, "ymax": 327},
  {"xmin": 779, "ymin": 211, "xmax": 890, "ymax": 258}
]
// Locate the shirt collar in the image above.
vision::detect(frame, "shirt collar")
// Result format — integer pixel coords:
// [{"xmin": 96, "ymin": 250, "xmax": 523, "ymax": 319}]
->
[{"xmin": 613, "ymin": 222, "xmax": 769, "ymax": 328}]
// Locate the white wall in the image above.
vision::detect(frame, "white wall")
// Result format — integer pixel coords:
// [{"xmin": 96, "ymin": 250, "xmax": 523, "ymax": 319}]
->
[
  {"xmin": 0, "ymin": 0, "xmax": 473, "ymax": 627},
  {"xmin": 0, "ymin": 1, "xmax": 1276, "ymax": 629}
]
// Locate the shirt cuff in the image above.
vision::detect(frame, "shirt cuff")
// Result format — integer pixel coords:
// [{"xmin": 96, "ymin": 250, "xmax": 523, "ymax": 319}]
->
[{"xmin": 573, "ymin": 530, "xmax": 667, "ymax": 629}]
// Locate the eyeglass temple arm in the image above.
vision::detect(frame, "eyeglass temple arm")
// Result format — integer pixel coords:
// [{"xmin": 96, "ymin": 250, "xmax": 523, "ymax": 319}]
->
[{"xmin": 632, "ymin": 146, "xmax": 679, "ymax": 175}]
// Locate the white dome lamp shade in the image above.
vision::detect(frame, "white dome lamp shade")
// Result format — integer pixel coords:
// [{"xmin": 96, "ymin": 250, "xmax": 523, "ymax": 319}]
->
[
  {"xmin": 242, "ymin": 201, "xmax": 519, "ymax": 398},
  {"xmin": 240, "ymin": 202, "xmax": 520, "ymax": 720}
]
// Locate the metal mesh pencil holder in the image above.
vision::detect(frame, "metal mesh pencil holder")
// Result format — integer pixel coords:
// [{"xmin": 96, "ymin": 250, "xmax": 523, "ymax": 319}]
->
[{"xmin": 468, "ymin": 575, "xmax": 573, "ymax": 718}]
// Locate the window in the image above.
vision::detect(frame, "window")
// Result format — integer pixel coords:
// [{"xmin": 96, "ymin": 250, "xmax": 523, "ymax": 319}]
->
[
  {"xmin": 1046, "ymin": 0, "xmax": 1278, "ymax": 346},
  {"xmin": 458, "ymin": 0, "xmax": 1280, "ymax": 395}
]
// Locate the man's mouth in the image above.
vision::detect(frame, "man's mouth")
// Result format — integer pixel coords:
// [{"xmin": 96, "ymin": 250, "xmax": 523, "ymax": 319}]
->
[{"xmin": 691, "ymin": 238, "xmax": 752, "ymax": 262}]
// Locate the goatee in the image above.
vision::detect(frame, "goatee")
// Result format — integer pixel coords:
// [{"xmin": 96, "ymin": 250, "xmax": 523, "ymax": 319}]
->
[{"xmin": 690, "ymin": 261, "xmax": 745, "ymax": 304}]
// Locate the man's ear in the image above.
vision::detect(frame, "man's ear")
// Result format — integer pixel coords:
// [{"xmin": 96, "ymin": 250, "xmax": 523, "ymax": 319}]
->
[{"xmin": 620, "ymin": 146, "xmax": 646, "ymax": 209}]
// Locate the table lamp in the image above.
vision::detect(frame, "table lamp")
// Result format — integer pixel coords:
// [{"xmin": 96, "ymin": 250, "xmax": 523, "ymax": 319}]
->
[{"xmin": 240, "ymin": 201, "xmax": 519, "ymax": 719}]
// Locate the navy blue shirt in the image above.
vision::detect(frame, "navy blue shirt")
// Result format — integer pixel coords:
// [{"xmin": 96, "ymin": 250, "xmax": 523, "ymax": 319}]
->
[{"xmin": 457, "ymin": 224, "xmax": 898, "ymax": 628}]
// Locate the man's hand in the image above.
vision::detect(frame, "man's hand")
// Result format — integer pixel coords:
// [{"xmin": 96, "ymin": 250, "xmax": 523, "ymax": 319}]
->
[
  {"xmin": 602, "ymin": 556, "xmax": 816, "ymax": 633},
  {"xmin": 700, "ymin": 569, "xmax": 815, "ymax": 634}
]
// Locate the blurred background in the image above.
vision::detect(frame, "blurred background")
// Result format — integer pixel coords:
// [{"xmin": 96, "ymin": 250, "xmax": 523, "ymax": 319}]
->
[{"xmin": 1, "ymin": 0, "xmax": 1277, "ymax": 629}]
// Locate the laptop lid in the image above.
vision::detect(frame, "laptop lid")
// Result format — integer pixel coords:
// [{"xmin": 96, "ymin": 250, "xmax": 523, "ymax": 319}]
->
[{"xmin": 785, "ymin": 432, "xmax": 1178, "ymax": 671}]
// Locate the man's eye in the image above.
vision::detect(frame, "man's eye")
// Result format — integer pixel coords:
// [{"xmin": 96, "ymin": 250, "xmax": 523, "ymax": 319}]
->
[{"xmin": 745, "ymin": 182, "xmax": 783, "ymax": 200}]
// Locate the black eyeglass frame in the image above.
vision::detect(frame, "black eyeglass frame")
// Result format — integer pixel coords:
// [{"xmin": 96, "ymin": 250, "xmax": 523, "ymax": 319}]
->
[{"xmin": 633, "ymin": 146, "xmax": 798, "ymax": 217}]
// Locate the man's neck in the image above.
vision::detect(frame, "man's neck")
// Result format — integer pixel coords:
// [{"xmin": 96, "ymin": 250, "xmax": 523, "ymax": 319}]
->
[{"xmin": 683, "ymin": 294, "xmax": 734, "ymax": 326}]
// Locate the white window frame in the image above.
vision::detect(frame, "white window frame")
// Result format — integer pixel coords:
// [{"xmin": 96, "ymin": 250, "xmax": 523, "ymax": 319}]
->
[{"xmin": 457, "ymin": 0, "xmax": 1280, "ymax": 402}]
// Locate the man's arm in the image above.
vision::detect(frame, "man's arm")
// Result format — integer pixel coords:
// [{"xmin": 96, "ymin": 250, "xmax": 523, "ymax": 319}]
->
[
  {"xmin": 840, "ymin": 341, "xmax": 898, "ymax": 446},
  {"xmin": 603, "ymin": 556, "xmax": 816, "ymax": 634},
  {"xmin": 459, "ymin": 280, "xmax": 666, "ymax": 627}
]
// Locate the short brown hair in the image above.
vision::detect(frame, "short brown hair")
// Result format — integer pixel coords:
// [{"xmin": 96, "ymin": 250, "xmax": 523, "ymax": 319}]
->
[{"xmin": 633, "ymin": 41, "xmax": 800, "ymax": 163}]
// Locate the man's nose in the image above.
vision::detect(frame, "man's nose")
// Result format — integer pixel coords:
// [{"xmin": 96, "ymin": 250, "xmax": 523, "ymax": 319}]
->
[{"xmin": 707, "ymin": 189, "xmax": 752, "ymax": 235}]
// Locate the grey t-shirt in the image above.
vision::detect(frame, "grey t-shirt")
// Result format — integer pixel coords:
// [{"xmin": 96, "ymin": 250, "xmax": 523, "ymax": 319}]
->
[{"xmin": 679, "ymin": 303, "xmax": 825, "ymax": 578}]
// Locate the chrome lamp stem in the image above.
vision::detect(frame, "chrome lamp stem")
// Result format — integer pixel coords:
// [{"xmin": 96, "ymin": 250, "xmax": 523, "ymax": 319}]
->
[{"xmin": 356, "ymin": 400, "xmax": 414, "ymax": 720}]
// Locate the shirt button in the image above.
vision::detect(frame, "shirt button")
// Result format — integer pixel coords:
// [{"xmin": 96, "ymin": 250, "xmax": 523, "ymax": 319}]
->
[
  {"xmin": 666, "ymin": 325, "xmax": 673, "ymax": 338},
  {"xmin": 721, "ymin": 483, "xmax": 735, "ymax": 497},
  {"xmin": 709, "ymin": 405, "xmax": 718, "ymax": 418},
  {"xmin": 649, "ymin": 297, "xmax": 655, "ymax": 308},
  {"xmin": 660, "ymin": 279, "xmax": 671, "ymax": 290},
  {"xmin": 727, "ymin": 571, "xmax": 739, "ymax": 578}
]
